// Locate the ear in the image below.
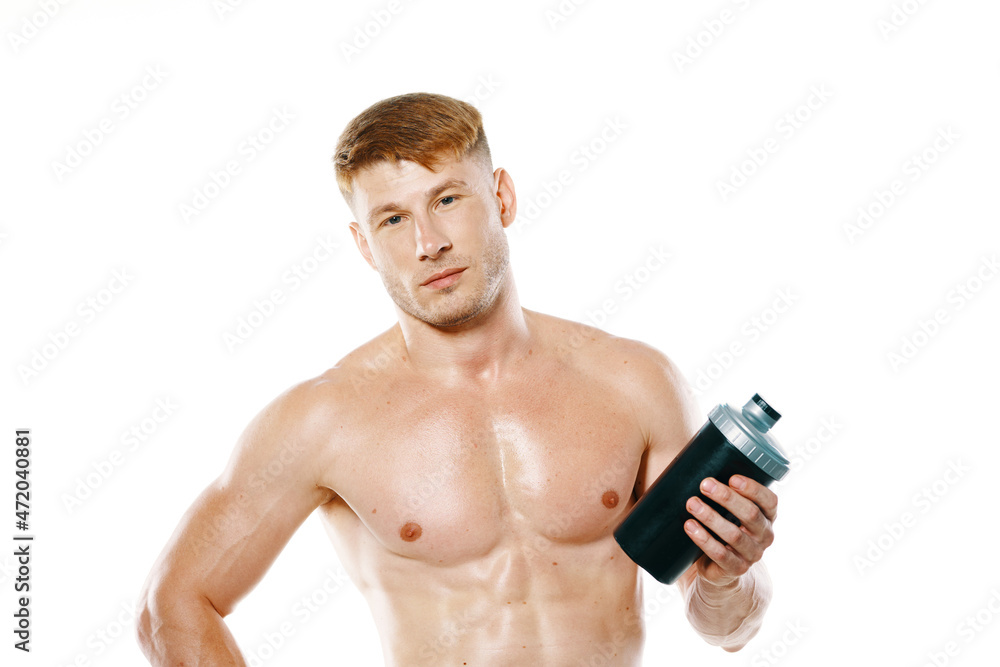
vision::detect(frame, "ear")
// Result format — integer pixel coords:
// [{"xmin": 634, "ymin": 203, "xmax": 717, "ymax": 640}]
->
[
  {"xmin": 492, "ymin": 168, "xmax": 517, "ymax": 229},
  {"xmin": 349, "ymin": 222, "xmax": 378, "ymax": 271}
]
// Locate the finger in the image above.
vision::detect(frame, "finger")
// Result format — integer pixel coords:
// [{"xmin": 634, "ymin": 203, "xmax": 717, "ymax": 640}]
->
[
  {"xmin": 699, "ymin": 477, "xmax": 771, "ymax": 537},
  {"xmin": 686, "ymin": 495, "xmax": 762, "ymax": 563},
  {"xmin": 728, "ymin": 475, "xmax": 779, "ymax": 523},
  {"xmin": 684, "ymin": 518, "xmax": 749, "ymax": 578}
]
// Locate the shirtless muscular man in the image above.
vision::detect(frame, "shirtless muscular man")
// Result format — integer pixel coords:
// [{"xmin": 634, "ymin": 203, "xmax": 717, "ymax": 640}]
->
[{"xmin": 136, "ymin": 92, "xmax": 779, "ymax": 666}]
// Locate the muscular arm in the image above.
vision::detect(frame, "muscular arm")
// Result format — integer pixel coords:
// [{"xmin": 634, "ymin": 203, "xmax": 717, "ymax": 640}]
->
[
  {"xmin": 135, "ymin": 378, "xmax": 339, "ymax": 664},
  {"xmin": 625, "ymin": 341, "xmax": 772, "ymax": 652}
]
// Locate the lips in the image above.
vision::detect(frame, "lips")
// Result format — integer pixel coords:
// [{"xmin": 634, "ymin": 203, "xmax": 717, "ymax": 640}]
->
[{"xmin": 421, "ymin": 267, "xmax": 466, "ymax": 287}]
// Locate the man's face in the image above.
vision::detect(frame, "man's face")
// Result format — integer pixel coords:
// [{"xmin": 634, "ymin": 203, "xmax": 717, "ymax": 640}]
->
[{"xmin": 348, "ymin": 154, "xmax": 516, "ymax": 328}]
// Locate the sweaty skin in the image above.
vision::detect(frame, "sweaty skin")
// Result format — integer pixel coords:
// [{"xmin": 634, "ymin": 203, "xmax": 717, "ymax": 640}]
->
[
  {"xmin": 316, "ymin": 314, "xmax": 669, "ymax": 666},
  {"xmin": 136, "ymin": 152, "xmax": 770, "ymax": 666}
]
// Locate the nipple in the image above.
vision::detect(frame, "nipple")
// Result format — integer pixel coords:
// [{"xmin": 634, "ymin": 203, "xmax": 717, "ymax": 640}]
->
[
  {"xmin": 602, "ymin": 490, "xmax": 619, "ymax": 509},
  {"xmin": 400, "ymin": 522, "xmax": 422, "ymax": 542}
]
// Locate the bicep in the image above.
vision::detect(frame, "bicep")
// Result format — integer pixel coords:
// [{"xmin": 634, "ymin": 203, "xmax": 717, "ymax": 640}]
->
[
  {"xmin": 629, "ymin": 349, "xmax": 702, "ymax": 597},
  {"xmin": 628, "ymin": 344, "xmax": 704, "ymax": 500},
  {"xmin": 143, "ymin": 383, "xmax": 336, "ymax": 616}
]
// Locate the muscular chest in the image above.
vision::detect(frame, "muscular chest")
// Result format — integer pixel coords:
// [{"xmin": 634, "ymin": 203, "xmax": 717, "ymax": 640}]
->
[{"xmin": 328, "ymin": 383, "xmax": 644, "ymax": 564}]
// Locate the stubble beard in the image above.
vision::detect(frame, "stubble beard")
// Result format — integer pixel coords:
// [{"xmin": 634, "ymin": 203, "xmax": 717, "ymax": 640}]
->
[{"xmin": 379, "ymin": 227, "xmax": 511, "ymax": 329}]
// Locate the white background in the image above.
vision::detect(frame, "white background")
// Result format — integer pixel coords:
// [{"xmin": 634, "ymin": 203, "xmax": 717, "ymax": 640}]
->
[{"xmin": 2, "ymin": 0, "xmax": 999, "ymax": 665}]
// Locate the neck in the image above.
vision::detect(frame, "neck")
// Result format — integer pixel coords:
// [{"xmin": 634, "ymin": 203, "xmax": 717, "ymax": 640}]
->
[{"xmin": 393, "ymin": 274, "xmax": 533, "ymax": 385}]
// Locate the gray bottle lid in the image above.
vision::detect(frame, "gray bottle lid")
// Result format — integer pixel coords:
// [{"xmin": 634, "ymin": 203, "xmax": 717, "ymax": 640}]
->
[{"xmin": 708, "ymin": 394, "xmax": 790, "ymax": 481}]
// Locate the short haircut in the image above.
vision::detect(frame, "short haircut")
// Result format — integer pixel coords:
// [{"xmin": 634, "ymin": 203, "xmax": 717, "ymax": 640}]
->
[{"xmin": 333, "ymin": 92, "xmax": 492, "ymax": 201}]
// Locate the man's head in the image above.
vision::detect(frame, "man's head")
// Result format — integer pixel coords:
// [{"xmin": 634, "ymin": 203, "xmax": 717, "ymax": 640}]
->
[{"xmin": 335, "ymin": 93, "xmax": 517, "ymax": 329}]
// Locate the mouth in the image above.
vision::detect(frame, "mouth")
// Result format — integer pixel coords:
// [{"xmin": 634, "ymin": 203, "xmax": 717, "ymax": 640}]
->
[{"xmin": 421, "ymin": 267, "xmax": 467, "ymax": 289}]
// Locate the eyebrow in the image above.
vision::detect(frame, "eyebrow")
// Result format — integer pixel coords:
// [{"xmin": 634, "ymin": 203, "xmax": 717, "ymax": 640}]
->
[{"xmin": 366, "ymin": 178, "xmax": 472, "ymax": 228}]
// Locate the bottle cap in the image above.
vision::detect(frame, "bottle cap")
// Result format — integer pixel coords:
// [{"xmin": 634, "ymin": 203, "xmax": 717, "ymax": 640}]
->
[
  {"xmin": 709, "ymin": 394, "xmax": 790, "ymax": 480},
  {"xmin": 742, "ymin": 393, "xmax": 781, "ymax": 432}
]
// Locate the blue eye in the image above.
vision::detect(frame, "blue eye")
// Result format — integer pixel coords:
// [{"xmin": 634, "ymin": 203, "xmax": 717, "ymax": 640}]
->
[
  {"xmin": 440, "ymin": 196, "xmax": 456, "ymax": 206},
  {"xmin": 384, "ymin": 215, "xmax": 402, "ymax": 226}
]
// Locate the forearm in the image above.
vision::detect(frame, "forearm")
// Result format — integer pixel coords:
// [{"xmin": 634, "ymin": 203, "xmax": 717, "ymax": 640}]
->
[
  {"xmin": 683, "ymin": 561, "xmax": 772, "ymax": 651},
  {"xmin": 137, "ymin": 591, "xmax": 247, "ymax": 666}
]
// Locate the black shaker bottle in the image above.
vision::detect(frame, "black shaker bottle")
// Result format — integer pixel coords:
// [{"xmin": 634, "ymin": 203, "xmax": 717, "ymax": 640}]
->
[{"xmin": 613, "ymin": 394, "xmax": 789, "ymax": 584}]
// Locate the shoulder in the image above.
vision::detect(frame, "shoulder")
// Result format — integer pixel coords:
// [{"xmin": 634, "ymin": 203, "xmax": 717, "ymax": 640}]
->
[
  {"xmin": 246, "ymin": 326, "xmax": 403, "ymax": 451},
  {"xmin": 529, "ymin": 309, "xmax": 688, "ymax": 388},
  {"xmin": 327, "ymin": 324, "xmax": 407, "ymax": 384},
  {"xmin": 529, "ymin": 309, "xmax": 702, "ymax": 425}
]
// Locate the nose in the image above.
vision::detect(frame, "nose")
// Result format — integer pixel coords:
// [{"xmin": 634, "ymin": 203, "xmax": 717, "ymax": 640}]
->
[{"xmin": 413, "ymin": 213, "xmax": 452, "ymax": 260}]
